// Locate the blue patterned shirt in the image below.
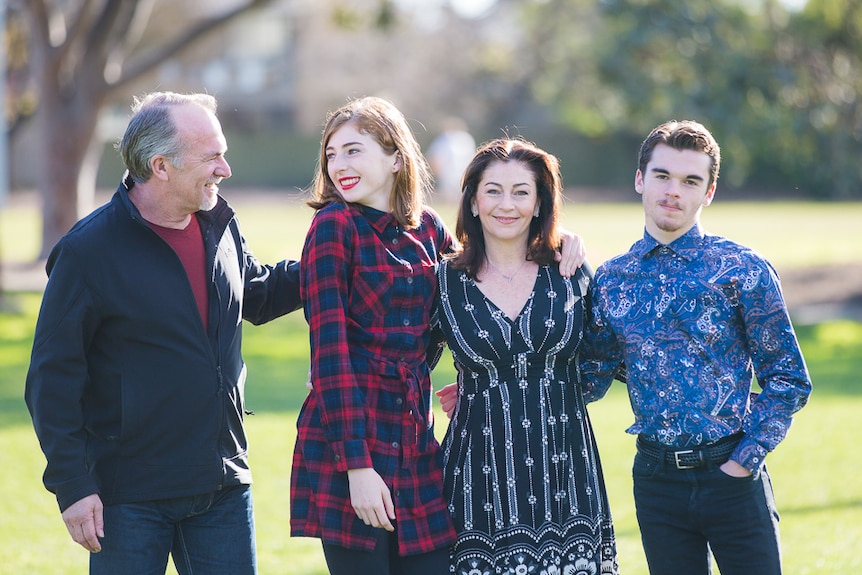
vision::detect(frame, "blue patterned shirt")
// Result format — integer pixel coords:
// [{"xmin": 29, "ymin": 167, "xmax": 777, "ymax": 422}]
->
[{"xmin": 581, "ymin": 224, "xmax": 811, "ymax": 473}]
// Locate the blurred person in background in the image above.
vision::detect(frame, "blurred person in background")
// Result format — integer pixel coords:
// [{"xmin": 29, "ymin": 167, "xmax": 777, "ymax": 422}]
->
[{"xmin": 426, "ymin": 117, "xmax": 476, "ymax": 202}]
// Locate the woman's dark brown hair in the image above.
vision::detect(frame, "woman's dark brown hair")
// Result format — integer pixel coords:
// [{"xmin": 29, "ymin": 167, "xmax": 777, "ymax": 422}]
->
[{"xmin": 450, "ymin": 137, "xmax": 562, "ymax": 278}]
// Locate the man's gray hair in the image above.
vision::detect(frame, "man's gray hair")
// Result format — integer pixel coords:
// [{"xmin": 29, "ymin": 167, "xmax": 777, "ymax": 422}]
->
[{"xmin": 118, "ymin": 92, "xmax": 218, "ymax": 183}]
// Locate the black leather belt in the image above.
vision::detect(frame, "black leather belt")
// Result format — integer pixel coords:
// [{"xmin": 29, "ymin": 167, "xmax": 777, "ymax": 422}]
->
[{"xmin": 636, "ymin": 433, "xmax": 743, "ymax": 470}]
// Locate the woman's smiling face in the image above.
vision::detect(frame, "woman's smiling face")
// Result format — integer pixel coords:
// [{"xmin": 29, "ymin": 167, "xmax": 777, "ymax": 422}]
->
[
  {"xmin": 325, "ymin": 122, "xmax": 401, "ymax": 212},
  {"xmin": 471, "ymin": 159, "xmax": 539, "ymax": 247}
]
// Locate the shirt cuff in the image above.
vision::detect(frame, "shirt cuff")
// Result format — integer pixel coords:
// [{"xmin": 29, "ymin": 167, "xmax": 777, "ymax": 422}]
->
[
  {"xmin": 329, "ymin": 439, "xmax": 373, "ymax": 473},
  {"xmin": 730, "ymin": 435, "xmax": 770, "ymax": 474}
]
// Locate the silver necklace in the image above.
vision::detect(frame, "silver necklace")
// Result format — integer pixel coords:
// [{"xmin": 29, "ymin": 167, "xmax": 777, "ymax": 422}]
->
[{"xmin": 487, "ymin": 259, "xmax": 528, "ymax": 283}]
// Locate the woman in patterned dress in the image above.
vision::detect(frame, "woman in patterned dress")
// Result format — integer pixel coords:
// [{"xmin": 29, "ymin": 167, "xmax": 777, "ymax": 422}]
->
[{"xmin": 435, "ymin": 138, "xmax": 619, "ymax": 575}]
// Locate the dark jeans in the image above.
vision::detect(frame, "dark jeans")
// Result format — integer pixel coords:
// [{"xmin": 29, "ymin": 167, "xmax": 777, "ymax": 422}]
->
[
  {"xmin": 322, "ymin": 525, "xmax": 449, "ymax": 575},
  {"xmin": 90, "ymin": 484, "xmax": 256, "ymax": 575},
  {"xmin": 632, "ymin": 452, "xmax": 782, "ymax": 575}
]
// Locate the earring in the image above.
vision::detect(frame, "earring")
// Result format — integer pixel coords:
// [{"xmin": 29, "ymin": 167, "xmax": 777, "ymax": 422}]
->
[{"xmin": 533, "ymin": 207, "xmax": 540, "ymax": 218}]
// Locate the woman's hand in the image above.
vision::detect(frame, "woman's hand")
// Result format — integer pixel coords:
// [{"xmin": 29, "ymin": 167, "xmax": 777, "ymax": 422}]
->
[
  {"xmin": 347, "ymin": 468, "xmax": 396, "ymax": 531},
  {"xmin": 435, "ymin": 382, "xmax": 458, "ymax": 419},
  {"xmin": 556, "ymin": 230, "xmax": 586, "ymax": 277}
]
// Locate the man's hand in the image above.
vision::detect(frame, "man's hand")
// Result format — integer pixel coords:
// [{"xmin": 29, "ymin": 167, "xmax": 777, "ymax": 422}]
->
[
  {"xmin": 61, "ymin": 493, "xmax": 104, "ymax": 553},
  {"xmin": 556, "ymin": 230, "xmax": 586, "ymax": 277},
  {"xmin": 435, "ymin": 382, "xmax": 458, "ymax": 419},
  {"xmin": 719, "ymin": 459, "xmax": 752, "ymax": 478},
  {"xmin": 347, "ymin": 468, "xmax": 396, "ymax": 532}
]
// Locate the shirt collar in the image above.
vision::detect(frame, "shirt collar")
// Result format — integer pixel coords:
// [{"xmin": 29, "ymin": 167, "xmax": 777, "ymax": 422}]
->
[
  {"xmin": 353, "ymin": 202, "xmax": 397, "ymax": 234},
  {"xmin": 636, "ymin": 223, "xmax": 705, "ymax": 261}
]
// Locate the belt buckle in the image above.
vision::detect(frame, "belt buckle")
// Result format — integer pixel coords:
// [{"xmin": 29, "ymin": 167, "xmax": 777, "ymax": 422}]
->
[{"xmin": 673, "ymin": 449, "xmax": 700, "ymax": 470}]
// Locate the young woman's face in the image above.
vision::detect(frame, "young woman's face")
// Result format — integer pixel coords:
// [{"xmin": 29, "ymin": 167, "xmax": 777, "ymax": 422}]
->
[
  {"xmin": 471, "ymin": 160, "xmax": 538, "ymax": 247},
  {"xmin": 325, "ymin": 123, "xmax": 401, "ymax": 212}
]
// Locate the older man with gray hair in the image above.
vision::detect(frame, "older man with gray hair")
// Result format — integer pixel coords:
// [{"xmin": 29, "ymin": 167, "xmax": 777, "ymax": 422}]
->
[{"xmin": 25, "ymin": 91, "xmax": 301, "ymax": 574}]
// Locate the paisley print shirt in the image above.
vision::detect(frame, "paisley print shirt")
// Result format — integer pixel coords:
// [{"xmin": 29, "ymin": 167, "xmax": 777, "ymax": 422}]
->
[{"xmin": 581, "ymin": 224, "xmax": 811, "ymax": 473}]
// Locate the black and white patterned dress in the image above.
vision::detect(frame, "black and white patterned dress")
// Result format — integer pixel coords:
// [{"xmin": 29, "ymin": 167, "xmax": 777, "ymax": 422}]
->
[{"xmin": 436, "ymin": 261, "xmax": 619, "ymax": 575}]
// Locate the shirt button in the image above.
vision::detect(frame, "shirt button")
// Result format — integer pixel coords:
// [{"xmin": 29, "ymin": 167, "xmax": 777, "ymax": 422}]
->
[
  {"xmin": 396, "ymin": 398, "xmax": 403, "ymax": 406},
  {"xmin": 407, "ymin": 277, "xmax": 414, "ymax": 284},
  {"xmin": 392, "ymin": 238, "xmax": 399, "ymax": 245},
  {"xmin": 402, "ymin": 318, "xmax": 410, "ymax": 326},
  {"xmin": 334, "ymin": 454, "xmax": 341, "ymax": 462},
  {"xmin": 391, "ymin": 441, "xmax": 400, "ymax": 449}
]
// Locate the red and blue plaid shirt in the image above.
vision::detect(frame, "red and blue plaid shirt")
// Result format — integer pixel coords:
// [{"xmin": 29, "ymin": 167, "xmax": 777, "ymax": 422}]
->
[{"xmin": 291, "ymin": 201, "xmax": 457, "ymax": 555}]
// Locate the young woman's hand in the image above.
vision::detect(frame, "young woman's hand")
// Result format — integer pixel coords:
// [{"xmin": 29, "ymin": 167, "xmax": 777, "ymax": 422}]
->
[{"xmin": 347, "ymin": 468, "xmax": 396, "ymax": 531}]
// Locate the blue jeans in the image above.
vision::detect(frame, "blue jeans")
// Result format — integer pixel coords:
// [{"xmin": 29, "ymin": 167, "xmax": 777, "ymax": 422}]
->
[
  {"xmin": 90, "ymin": 484, "xmax": 256, "ymax": 575},
  {"xmin": 632, "ymin": 452, "xmax": 782, "ymax": 575}
]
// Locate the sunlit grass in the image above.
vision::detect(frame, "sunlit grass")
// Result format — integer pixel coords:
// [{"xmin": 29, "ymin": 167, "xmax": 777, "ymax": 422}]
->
[
  {"xmin": 2, "ymin": 194, "xmax": 861, "ymax": 573},
  {"xmin": 6, "ymin": 305, "xmax": 852, "ymax": 575},
  {"xmin": 7, "ymin": 191, "xmax": 859, "ymax": 270},
  {"xmin": 0, "ymin": 206, "xmax": 40, "ymax": 264}
]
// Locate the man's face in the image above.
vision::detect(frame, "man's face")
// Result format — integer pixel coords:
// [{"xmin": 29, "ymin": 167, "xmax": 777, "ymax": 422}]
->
[
  {"xmin": 168, "ymin": 104, "xmax": 232, "ymax": 213},
  {"xmin": 635, "ymin": 143, "xmax": 715, "ymax": 244}
]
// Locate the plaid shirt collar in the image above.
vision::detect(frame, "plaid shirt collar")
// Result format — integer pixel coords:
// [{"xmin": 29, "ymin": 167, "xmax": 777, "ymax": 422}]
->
[{"xmin": 350, "ymin": 202, "xmax": 397, "ymax": 235}]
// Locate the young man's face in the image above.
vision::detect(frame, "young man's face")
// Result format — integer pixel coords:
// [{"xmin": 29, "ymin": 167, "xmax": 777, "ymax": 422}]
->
[{"xmin": 635, "ymin": 143, "xmax": 716, "ymax": 244}]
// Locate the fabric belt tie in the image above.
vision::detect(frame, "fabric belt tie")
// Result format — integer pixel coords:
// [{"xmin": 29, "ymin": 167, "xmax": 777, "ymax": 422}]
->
[
  {"xmin": 398, "ymin": 362, "xmax": 429, "ymax": 469},
  {"xmin": 636, "ymin": 432, "xmax": 743, "ymax": 470}
]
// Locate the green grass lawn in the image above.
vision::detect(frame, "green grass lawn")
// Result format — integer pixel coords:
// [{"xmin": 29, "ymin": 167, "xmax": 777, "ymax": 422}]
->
[
  {"xmin": 2, "ymin": 196, "xmax": 861, "ymax": 573},
  {"xmin": 4, "ymin": 192, "xmax": 862, "ymax": 268}
]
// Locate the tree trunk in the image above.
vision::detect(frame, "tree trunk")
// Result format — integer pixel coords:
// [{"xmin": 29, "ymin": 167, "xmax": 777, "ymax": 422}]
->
[
  {"xmin": 35, "ymin": 91, "xmax": 102, "ymax": 258},
  {"xmin": 23, "ymin": 0, "xmax": 275, "ymax": 259},
  {"xmin": 77, "ymin": 126, "xmax": 105, "ymax": 217}
]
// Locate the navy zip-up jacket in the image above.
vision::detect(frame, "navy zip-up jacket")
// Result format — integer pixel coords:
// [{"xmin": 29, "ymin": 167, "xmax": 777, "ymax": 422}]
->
[{"xmin": 25, "ymin": 176, "xmax": 301, "ymax": 512}]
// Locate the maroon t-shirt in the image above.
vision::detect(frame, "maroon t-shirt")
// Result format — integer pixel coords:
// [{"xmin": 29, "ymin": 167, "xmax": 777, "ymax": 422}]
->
[{"xmin": 149, "ymin": 216, "xmax": 209, "ymax": 331}]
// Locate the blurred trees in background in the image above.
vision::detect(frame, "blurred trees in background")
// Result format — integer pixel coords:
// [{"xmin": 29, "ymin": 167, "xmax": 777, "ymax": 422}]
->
[
  {"xmin": 521, "ymin": 0, "xmax": 862, "ymax": 198},
  {"xmin": 5, "ymin": 0, "xmax": 273, "ymax": 257},
  {"xmin": 3, "ymin": 0, "xmax": 861, "ymax": 258}
]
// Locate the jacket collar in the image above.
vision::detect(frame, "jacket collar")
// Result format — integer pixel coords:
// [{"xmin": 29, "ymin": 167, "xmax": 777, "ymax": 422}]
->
[{"xmin": 116, "ymin": 171, "xmax": 235, "ymax": 234}]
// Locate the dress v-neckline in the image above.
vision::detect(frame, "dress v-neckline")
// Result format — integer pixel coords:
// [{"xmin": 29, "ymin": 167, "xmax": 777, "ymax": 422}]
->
[{"xmin": 471, "ymin": 270, "xmax": 539, "ymax": 323}]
